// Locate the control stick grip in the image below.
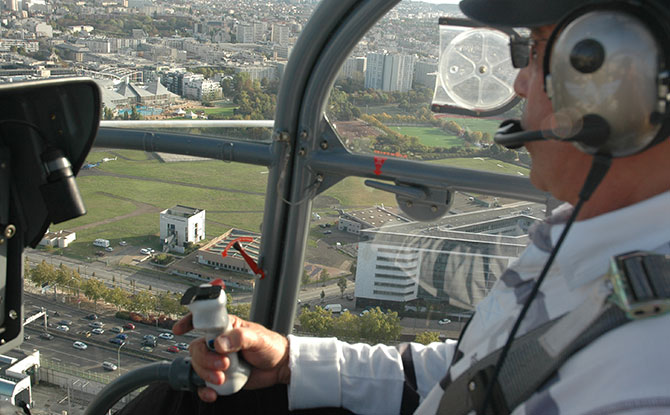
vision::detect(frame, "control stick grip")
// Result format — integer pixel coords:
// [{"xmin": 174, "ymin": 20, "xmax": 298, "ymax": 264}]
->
[{"xmin": 185, "ymin": 284, "xmax": 251, "ymax": 395}]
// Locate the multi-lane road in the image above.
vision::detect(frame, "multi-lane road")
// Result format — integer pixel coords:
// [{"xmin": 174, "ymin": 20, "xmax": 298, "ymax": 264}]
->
[{"xmin": 21, "ymin": 292, "xmax": 199, "ymax": 377}]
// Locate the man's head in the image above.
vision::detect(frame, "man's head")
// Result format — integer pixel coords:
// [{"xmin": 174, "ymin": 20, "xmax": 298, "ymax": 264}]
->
[{"xmin": 458, "ymin": 0, "xmax": 670, "ymax": 212}]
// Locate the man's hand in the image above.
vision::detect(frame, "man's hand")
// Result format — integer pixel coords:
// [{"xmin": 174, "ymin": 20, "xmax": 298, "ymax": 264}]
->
[{"xmin": 173, "ymin": 313, "xmax": 291, "ymax": 403}]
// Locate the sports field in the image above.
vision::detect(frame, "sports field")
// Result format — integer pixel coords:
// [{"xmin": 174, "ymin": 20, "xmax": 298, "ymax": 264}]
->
[{"xmin": 392, "ymin": 126, "xmax": 463, "ymax": 148}]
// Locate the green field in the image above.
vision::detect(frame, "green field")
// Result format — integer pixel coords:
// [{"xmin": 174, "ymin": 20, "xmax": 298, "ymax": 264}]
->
[
  {"xmin": 392, "ymin": 126, "xmax": 463, "ymax": 148},
  {"xmin": 202, "ymin": 104, "xmax": 237, "ymax": 117},
  {"xmin": 430, "ymin": 157, "xmax": 529, "ymax": 176},
  {"xmin": 53, "ymin": 147, "xmax": 526, "ymax": 260},
  {"xmin": 439, "ymin": 116, "xmax": 502, "ymax": 136}
]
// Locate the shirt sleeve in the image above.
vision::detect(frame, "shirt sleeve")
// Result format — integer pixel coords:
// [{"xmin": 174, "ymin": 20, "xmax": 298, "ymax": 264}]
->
[{"xmin": 287, "ymin": 335, "xmax": 456, "ymax": 415}]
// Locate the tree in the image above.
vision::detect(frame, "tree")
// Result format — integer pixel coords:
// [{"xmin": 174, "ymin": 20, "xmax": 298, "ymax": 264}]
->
[
  {"xmin": 82, "ymin": 278, "xmax": 107, "ymax": 311},
  {"xmin": 337, "ymin": 276, "xmax": 348, "ymax": 298},
  {"xmin": 319, "ymin": 269, "xmax": 329, "ymax": 285},
  {"xmin": 29, "ymin": 260, "xmax": 56, "ymax": 290},
  {"xmin": 320, "ymin": 290, "xmax": 325, "ymax": 303},
  {"xmin": 301, "ymin": 270, "xmax": 311, "ymax": 286},
  {"xmin": 298, "ymin": 307, "xmax": 334, "ymax": 336},
  {"xmin": 332, "ymin": 311, "xmax": 358, "ymax": 340},
  {"xmin": 415, "ymin": 331, "xmax": 441, "ymax": 345},
  {"xmin": 358, "ymin": 307, "xmax": 402, "ymax": 344},
  {"xmin": 106, "ymin": 286, "xmax": 129, "ymax": 311},
  {"xmin": 133, "ymin": 290, "xmax": 157, "ymax": 315}
]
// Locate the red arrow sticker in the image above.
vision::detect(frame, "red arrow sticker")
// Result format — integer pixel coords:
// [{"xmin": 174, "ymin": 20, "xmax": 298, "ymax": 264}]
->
[{"xmin": 374, "ymin": 156, "xmax": 386, "ymax": 176}]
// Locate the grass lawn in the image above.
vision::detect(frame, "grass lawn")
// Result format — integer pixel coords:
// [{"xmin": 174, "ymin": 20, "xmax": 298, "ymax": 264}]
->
[
  {"xmin": 55, "ymin": 147, "xmax": 526, "ymax": 263},
  {"xmin": 202, "ymin": 104, "xmax": 237, "ymax": 117},
  {"xmin": 429, "ymin": 157, "xmax": 529, "ymax": 176},
  {"xmin": 392, "ymin": 126, "xmax": 464, "ymax": 148},
  {"xmin": 438, "ymin": 116, "xmax": 502, "ymax": 136}
]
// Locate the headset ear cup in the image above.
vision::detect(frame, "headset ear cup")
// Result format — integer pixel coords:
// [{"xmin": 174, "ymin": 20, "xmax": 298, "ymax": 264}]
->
[{"xmin": 544, "ymin": 7, "xmax": 666, "ymax": 157}]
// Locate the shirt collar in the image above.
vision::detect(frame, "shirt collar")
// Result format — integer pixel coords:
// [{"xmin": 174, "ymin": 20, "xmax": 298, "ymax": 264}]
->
[{"xmin": 551, "ymin": 191, "xmax": 670, "ymax": 290}]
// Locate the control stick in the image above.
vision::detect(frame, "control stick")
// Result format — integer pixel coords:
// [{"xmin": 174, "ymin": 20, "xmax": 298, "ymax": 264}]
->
[{"xmin": 180, "ymin": 279, "xmax": 251, "ymax": 395}]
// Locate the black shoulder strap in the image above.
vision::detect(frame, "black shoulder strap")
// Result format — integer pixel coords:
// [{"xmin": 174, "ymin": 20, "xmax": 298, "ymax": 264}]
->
[{"xmin": 436, "ymin": 303, "xmax": 629, "ymax": 415}]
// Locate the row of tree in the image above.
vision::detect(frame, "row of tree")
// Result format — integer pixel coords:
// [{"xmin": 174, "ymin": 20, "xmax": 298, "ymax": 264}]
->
[
  {"xmin": 27, "ymin": 260, "xmax": 187, "ymax": 317},
  {"xmin": 298, "ymin": 306, "xmax": 402, "ymax": 344}
]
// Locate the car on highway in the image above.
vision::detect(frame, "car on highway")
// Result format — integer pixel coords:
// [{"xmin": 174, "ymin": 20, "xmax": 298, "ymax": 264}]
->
[
  {"xmin": 55, "ymin": 325, "xmax": 69, "ymax": 332},
  {"xmin": 84, "ymin": 314, "xmax": 98, "ymax": 320},
  {"xmin": 166, "ymin": 345, "xmax": 179, "ymax": 353},
  {"xmin": 123, "ymin": 323, "xmax": 136, "ymax": 330},
  {"xmin": 115, "ymin": 333, "xmax": 128, "ymax": 341},
  {"xmin": 102, "ymin": 361, "xmax": 118, "ymax": 371},
  {"xmin": 438, "ymin": 318, "xmax": 452, "ymax": 325},
  {"xmin": 142, "ymin": 338, "xmax": 157, "ymax": 347},
  {"xmin": 158, "ymin": 332, "xmax": 174, "ymax": 340},
  {"xmin": 58, "ymin": 319, "xmax": 73, "ymax": 326},
  {"xmin": 109, "ymin": 337, "xmax": 126, "ymax": 346},
  {"xmin": 78, "ymin": 330, "xmax": 92, "ymax": 338},
  {"xmin": 175, "ymin": 342, "xmax": 189, "ymax": 351},
  {"xmin": 89, "ymin": 322, "xmax": 104, "ymax": 329},
  {"xmin": 73, "ymin": 341, "xmax": 88, "ymax": 350},
  {"xmin": 140, "ymin": 346, "xmax": 154, "ymax": 353},
  {"xmin": 110, "ymin": 326, "xmax": 124, "ymax": 333},
  {"xmin": 39, "ymin": 333, "xmax": 54, "ymax": 340},
  {"xmin": 91, "ymin": 328, "xmax": 105, "ymax": 335}
]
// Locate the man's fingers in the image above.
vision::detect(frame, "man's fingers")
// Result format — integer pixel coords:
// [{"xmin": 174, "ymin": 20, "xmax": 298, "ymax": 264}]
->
[
  {"xmin": 189, "ymin": 338, "xmax": 230, "ymax": 384},
  {"xmin": 197, "ymin": 386, "xmax": 218, "ymax": 403},
  {"xmin": 172, "ymin": 313, "xmax": 193, "ymax": 335}
]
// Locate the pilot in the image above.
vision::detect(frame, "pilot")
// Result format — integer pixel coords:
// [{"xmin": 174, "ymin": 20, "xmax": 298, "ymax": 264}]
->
[{"xmin": 118, "ymin": 0, "xmax": 670, "ymax": 414}]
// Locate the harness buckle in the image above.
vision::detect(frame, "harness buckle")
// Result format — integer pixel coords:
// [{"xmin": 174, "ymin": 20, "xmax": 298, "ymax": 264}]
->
[{"xmin": 607, "ymin": 251, "xmax": 670, "ymax": 319}]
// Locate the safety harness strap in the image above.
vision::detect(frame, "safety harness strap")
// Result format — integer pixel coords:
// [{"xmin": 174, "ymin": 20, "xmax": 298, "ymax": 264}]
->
[
  {"xmin": 437, "ymin": 250, "xmax": 670, "ymax": 415},
  {"xmin": 436, "ymin": 303, "xmax": 628, "ymax": 415}
]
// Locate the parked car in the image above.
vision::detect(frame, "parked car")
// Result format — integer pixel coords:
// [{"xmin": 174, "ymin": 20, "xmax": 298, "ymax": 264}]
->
[
  {"xmin": 158, "ymin": 332, "xmax": 174, "ymax": 340},
  {"xmin": 110, "ymin": 326, "xmax": 124, "ymax": 333},
  {"xmin": 58, "ymin": 319, "xmax": 73, "ymax": 326},
  {"xmin": 39, "ymin": 333, "xmax": 54, "ymax": 340},
  {"xmin": 73, "ymin": 341, "xmax": 88, "ymax": 350},
  {"xmin": 140, "ymin": 346, "xmax": 154, "ymax": 353},
  {"xmin": 115, "ymin": 333, "xmax": 128, "ymax": 341},
  {"xmin": 175, "ymin": 342, "xmax": 189, "ymax": 351},
  {"xmin": 143, "ymin": 334, "xmax": 156, "ymax": 341},
  {"xmin": 84, "ymin": 314, "xmax": 98, "ymax": 320},
  {"xmin": 140, "ymin": 248, "xmax": 151, "ymax": 255},
  {"xmin": 119, "ymin": 240, "xmax": 127, "ymax": 246},
  {"xmin": 346, "ymin": 295, "xmax": 354, "ymax": 301},
  {"xmin": 438, "ymin": 318, "xmax": 452, "ymax": 325},
  {"xmin": 55, "ymin": 325, "xmax": 69, "ymax": 332},
  {"xmin": 23, "ymin": 334, "xmax": 30, "ymax": 341},
  {"xmin": 166, "ymin": 345, "xmax": 179, "ymax": 353},
  {"xmin": 323, "ymin": 230, "xmax": 332, "ymax": 235},
  {"xmin": 89, "ymin": 321, "xmax": 104, "ymax": 328},
  {"xmin": 102, "ymin": 361, "xmax": 118, "ymax": 371},
  {"xmin": 91, "ymin": 328, "xmax": 105, "ymax": 335},
  {"xmin": 123, "ymin": 323, "xmax": 136, "ymax": 330},
  {"xmin": 105, "ymin": 246, "xmax": 114, "ymax": 252},
  {"xmin": 109, "ymin": 337, "xmax": 126, "ymax": 346},
  {"xmin": 359, "ymin": 309, "xmax": 370, "ymax": 317}
]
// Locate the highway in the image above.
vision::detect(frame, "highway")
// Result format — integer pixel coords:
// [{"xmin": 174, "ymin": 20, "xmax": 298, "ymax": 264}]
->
[{"xmin": 22, "ymin": 292, "xmax": 200, "ymax": 377}]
